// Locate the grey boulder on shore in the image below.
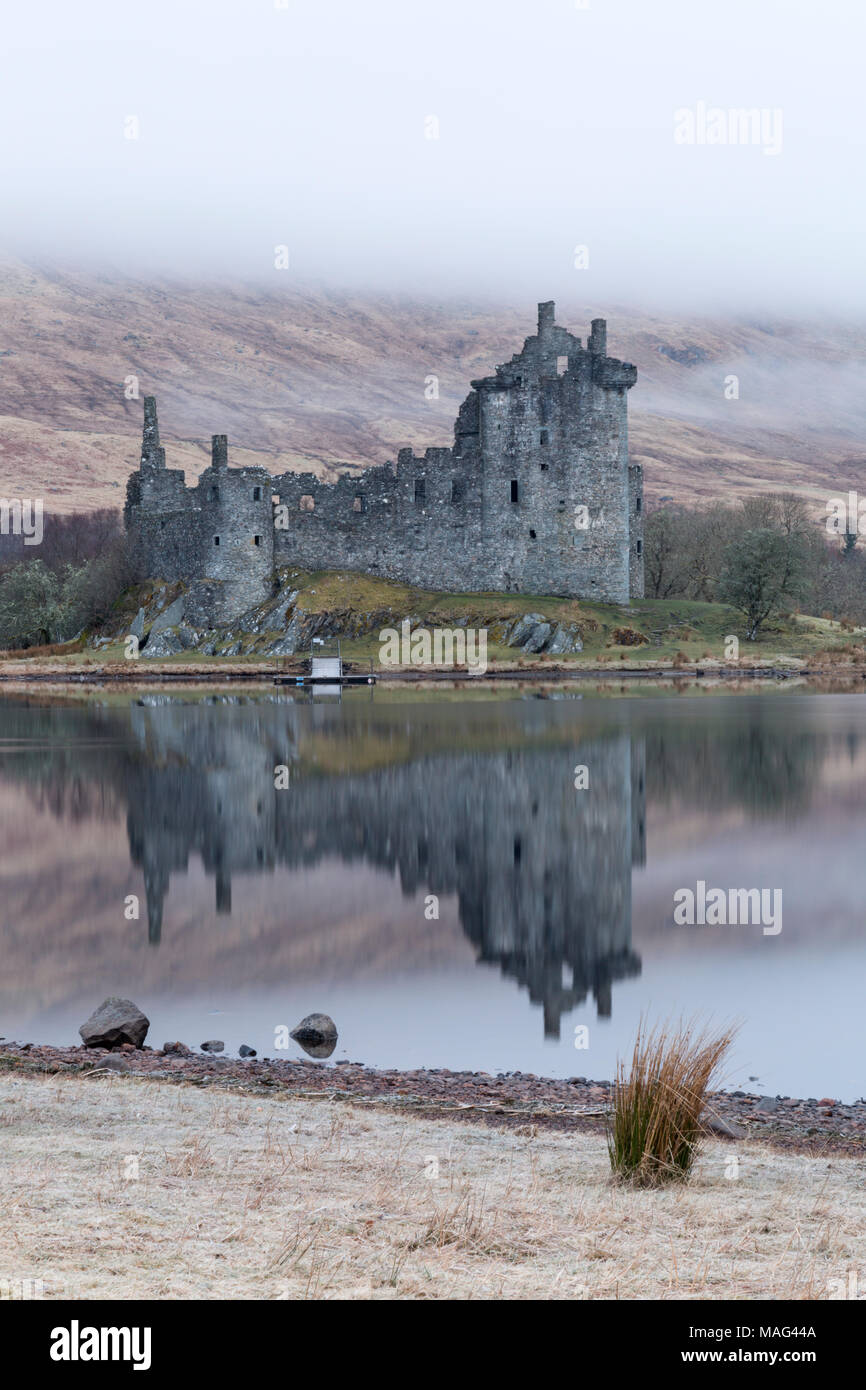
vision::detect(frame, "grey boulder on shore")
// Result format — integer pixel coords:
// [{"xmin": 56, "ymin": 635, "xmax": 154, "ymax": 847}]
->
[
  {"xmin": 79, "ymin": 997, "xmax": 150, "ymax": 1050},
  {"xmin": 290, "ymin": 1013, "xmax": 338, "ymax": 1059}
]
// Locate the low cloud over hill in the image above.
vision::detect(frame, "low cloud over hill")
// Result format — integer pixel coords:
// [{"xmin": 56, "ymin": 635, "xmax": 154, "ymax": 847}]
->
[{"xmin": 2, "ymin": 259, "xmax": 865, "ymax": 516}]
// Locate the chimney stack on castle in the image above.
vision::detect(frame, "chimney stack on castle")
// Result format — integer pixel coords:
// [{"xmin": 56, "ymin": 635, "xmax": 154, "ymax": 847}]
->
[
  {"xmin": 537, "ymin": 301, "xmax": 555, "ymax": 335},
  {"xmin": 588, "ymin": 319, "xmax": 607, "ymax": 356},
  {"xmin": 140, "ymin": 396, "xmax": 163, "ymax": 470},
  {"xmin": 211, "ymin": 435, "xmax": 228, "ymax": 472}
]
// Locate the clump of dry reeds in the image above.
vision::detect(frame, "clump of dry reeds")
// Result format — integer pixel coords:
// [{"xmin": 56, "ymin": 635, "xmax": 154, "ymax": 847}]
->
[{"xmin": 607, "ymin": 1018, "xmax": 736, "ymax": 1187}]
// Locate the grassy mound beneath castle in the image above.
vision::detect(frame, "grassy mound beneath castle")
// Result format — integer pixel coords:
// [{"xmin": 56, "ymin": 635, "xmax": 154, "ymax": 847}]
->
[{"xmin": 3, "ymin": 566, "xmax": 865, "ymax": 672}]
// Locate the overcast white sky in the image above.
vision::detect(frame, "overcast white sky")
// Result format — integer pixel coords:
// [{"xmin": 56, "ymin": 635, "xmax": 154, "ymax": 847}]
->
[{"xmin": 1, "ymin": 0, "xmax": 862, "ymax": 311}]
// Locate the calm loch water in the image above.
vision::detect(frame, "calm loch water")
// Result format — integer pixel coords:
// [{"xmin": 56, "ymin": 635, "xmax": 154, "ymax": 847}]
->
[{"xmin": 0, "ymin": 687, "xmax": 864, "ymax": 1098}]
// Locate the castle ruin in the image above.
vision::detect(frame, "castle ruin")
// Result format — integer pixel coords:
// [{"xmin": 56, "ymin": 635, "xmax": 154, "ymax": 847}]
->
[{"xmin": 125, "ymin": 303, "xmax": 642, "ymax": 622}]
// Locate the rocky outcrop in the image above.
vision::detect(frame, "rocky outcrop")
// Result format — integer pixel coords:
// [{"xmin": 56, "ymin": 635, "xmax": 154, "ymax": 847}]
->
[
  {"xmin": 500, "ymin": 615, "xmax": 584, "ymax": 655},
  {"xmin": 148, "ymin": 594, "xmax": 186, "ymax": 637},
  {"xmin": 142, "ymin": 628, "xmax": 186, "ymax": 658},
  {"xmin": 92, "ymin": 573, "xmax": 591, "ymax": 663},
  {"xmin": 546, "ymin": 623, "xmax": 584, "ymax": 655}
]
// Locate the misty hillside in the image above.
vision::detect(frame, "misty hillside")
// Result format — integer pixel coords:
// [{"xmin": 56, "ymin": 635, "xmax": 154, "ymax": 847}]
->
[{"xmin": 1, "ymin": 258, "xmax": 865, "ymax": 516}]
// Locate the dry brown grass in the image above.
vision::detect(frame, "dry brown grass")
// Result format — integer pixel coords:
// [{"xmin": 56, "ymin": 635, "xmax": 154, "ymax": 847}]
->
[
  {"xmin": 609, "ymin": 1020, "xmax": 736, "ymax": 1187},
  {"xmin": 0, "ymin": 1071, "xmax": 864, "ymax": 1300},
  {"xmin": 0, "ymin": 637, "xmax": 87, "ymax": 661}
]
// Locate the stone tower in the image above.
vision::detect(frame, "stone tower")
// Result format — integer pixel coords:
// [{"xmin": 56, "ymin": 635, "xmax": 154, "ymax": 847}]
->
[
  {"xmin": 125, "ymin": 405, "xmax": 275, "ymax": 625},
  {"xmin": 462, "ymin": 302, "xmax": 641, "ymax": 600},
  {"xmin": 187, "ymin": 434, "xmax": 274, "ymax": 624}
]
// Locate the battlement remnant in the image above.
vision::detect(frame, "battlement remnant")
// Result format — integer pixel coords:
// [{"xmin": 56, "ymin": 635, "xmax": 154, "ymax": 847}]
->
[
  {"xmin": 537, "ymin": 300, "xmax": 556, "ymax": 335},
  {"xmin": 125, "ymin": 303, "xmax": 643, "ymax": 622},
  {"xmin": 211, "ymin": 435, "xmax": 228, "ymax": 472},
  {"xmin": 140, "ymin": 396, "xmax": 162, "ymax": 469}
]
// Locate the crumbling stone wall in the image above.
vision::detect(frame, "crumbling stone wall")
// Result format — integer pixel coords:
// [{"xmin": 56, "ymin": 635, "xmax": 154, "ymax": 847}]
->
[
  {"xmin": 125, "ymin": 304, "xmax": 642, "ymax": 619},
  {"xmin": 272, "ymin": 446, "xmax": 484, "ymax": 591}
]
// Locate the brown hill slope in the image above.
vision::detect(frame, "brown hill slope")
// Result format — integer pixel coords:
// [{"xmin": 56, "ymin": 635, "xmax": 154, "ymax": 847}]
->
[{"xmin": 1, "ymin": 258, "xmax": 865, "ymax": 514}]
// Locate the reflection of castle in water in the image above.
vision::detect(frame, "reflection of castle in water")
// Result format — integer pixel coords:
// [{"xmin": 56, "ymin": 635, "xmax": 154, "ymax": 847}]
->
[{"xmin": 126, "ymin": 702, "xmax": 645, "ymax": 1037}]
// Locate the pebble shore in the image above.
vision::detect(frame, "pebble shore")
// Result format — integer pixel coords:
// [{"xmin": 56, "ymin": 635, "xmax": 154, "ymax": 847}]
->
[{"xmin": 2, "ymin": 1041, "xmax": 863, "ymax": 1156}]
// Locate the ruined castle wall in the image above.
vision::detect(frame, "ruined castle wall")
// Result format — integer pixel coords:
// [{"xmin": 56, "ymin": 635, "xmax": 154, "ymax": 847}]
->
[
  {"xmin": 273, "ymin": 446, "xmax": 485, "ymax": 591},
  {"xmin": 126, "ymin": 306, "xmax": 640, "ymax": 612},
  {"xmin": 137, "ymin": 508, "xmax": 203, "ymax": 582},
  {"xmin": 271, "ymin": 356, "xmax": 636, "ymax": 600},
  {"xmin": 127, "ymin": 463, "xmax": 202, "ymax": 582},
  {"xmin": 565, "ymin": 369, "xmax": 632, "ymax": 605}
]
